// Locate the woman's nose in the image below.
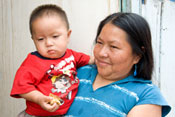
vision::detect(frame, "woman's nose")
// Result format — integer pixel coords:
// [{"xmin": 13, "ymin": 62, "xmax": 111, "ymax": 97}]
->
[{"xmin": 99, "ymin": 46, "xmax": 108, "ymax": 57}]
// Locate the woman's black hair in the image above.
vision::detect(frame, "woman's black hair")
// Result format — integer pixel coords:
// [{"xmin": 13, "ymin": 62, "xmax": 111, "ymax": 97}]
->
[{"xmin": 95, "ymin": 13, "xmax": 153, "ymax": 80}]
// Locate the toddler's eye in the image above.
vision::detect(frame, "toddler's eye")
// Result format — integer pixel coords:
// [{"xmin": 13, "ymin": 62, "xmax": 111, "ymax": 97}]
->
[
  {"xmin": 38, "ymin": 38, "xmax": 44, "ymax": 41},
  {"xmin": 53, "ymin": 35, "xmax": 59, "ymax": 38}
]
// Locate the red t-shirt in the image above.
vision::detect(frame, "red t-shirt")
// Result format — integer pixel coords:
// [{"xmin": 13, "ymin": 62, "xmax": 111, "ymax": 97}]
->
[{"xmin": 10, "ymin": 49, "xmax": 90, "ymax": 116}]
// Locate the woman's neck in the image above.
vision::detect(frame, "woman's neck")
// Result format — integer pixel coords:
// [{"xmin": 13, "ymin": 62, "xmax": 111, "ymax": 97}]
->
[{"xmin": 92, "ymin": 74, "xmax": 116, "ymax": 91}]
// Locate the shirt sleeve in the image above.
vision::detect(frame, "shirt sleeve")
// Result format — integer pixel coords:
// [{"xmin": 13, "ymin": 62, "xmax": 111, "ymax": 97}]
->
[
  {"xmin": 10, "ymin": 54, "xmax": 46, "ymax": 98},
  {"xmin": 70, "ymin": 49, "xmax": 90, "ymax": 68},
  {"xmin": 136, "ymin": 84, "xmax": 171, "ymax": 117}
]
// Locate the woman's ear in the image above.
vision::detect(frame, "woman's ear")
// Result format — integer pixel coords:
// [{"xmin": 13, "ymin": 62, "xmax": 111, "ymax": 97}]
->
[
  {"xmin": 133, "ymin": 46, "xmax": 145, "ymax": 64},
  {"xmin": 134, "ymin": 54, "xmax": 141, "ymax": 64}
]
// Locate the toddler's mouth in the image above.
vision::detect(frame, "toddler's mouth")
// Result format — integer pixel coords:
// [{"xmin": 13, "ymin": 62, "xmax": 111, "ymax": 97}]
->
[{"xmin": 48, "ymin": 50, "xmax": 56, "ymax": 54}]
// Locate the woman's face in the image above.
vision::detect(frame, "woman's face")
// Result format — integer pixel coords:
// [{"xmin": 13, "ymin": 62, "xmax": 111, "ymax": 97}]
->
[{"xmin": 94, "ymin": 23, "xmax": 140, "ymax": 81}]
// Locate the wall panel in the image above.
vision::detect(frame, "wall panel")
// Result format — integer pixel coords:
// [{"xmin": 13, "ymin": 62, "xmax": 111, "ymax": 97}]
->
[
  {"xmin": 0, "ymin": 1, "xmax": 63, "ymax": 116},
  {"xmin": 160, "ymin": 1, "xmax": 175, "ymax": 116},
  {"xmin": 0, "ymin": 0, "xmax": 174, "ymax": 116}
]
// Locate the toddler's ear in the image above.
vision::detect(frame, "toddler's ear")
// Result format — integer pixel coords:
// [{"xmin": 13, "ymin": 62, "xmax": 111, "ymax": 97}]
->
[{"xmin": 67, "ymin": 30, "xmax": 72, "ymax": 39}]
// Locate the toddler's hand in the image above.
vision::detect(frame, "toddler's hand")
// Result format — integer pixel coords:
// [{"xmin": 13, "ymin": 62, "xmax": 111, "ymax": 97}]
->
[
  {"xmin": 19, "ymin": 91, "xmax": 60, "ymax": 112},
  {"xmin": 38, "ymin": 95, "xmax": 60, "ymax": 112}
]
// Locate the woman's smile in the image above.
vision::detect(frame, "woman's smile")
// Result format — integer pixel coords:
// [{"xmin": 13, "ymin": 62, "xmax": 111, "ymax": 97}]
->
[{"xmin": 96, "ymin": 59, "xmax": 111, "ymax": 67}]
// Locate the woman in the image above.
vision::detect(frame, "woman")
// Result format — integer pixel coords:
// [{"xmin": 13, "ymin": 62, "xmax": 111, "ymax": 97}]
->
[{"xmin": 66, "ymin": 13, "xmax": 171, "ymax": 117}]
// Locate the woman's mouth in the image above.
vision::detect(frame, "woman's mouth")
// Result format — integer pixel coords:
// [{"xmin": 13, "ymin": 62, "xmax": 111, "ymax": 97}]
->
[{"xmin": 96, "ymin": 59, "xmax": 110, "ymax": 67}]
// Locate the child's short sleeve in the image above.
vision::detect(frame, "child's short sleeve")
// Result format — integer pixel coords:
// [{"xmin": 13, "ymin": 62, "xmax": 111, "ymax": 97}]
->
[
  {"xmin": 10, "ymin": 54, "xmax": 46, "ymax": 98},
  {"xmin": 70, "ymin": 49, "xmax": 90, "ymax": 68}
]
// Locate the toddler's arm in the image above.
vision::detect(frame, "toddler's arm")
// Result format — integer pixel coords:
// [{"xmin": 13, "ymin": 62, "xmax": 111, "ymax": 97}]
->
[{"xmin": 19, "ymin": 90, "xmax": 59, "ymax": 112}]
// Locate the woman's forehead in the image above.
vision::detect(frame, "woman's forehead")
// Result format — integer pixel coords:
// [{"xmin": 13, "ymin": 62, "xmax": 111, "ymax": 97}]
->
[{"xmin": 99, "ymin": 24, "xmax": 128, "ymax": 42}]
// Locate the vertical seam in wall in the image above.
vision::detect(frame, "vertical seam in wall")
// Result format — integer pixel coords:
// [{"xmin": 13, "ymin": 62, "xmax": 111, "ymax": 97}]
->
[
  {"xmin": 119, "ymin": 0, "xmax": 122, "ymax": 12},
  {"xmin": 1, "ymin": 0, "xmax": 4, "ymax": 37},
  {"xmin": 9, "ymin": 0, "xmax": 13, "ymax": 79},
  {"xmin": 127, "ymin": 0, "xmax": 131, "ymax": 12},
  {"xmin": 139, "ymin": 0, "xmax": 142, "ymax": 14},
  {"xmin": 159, "ymin": 1, "xmax": 164, "ymax": 89},
  {"xmin": 1, "ymin": 0, "xmax": 4, "ymax": 59},
  {"xmin": 11, "ymin": 0, "xmax": 14, "ymax": 76},
  {"xmin": 1, "ymin": 0, "xmax": 5, "ymax": 79},
  {"xmin": 108, "ymin": 0, "xmax": 111, "ymax": 15},
  {"xmin": 121, "ymin": 0, "xmax": 123, "ymax": 12},
  {"xmin": 0, "ymin": 0, "xmax": 4, "ymax": 80}
]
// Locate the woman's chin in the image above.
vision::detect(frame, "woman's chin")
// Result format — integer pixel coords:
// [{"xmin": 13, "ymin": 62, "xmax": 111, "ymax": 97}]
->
[{"xmin": 97, "ymin": 67, "xmax": 109, "ymax": 75}]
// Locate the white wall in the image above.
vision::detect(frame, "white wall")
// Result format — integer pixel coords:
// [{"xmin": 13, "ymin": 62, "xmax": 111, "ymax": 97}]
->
[
  {"xmin": 0, "ymin": 0, "xmax": 174, "ymax": 117},
  {"xmin": 0, "ymin": 0, "xmax": 117, "ymax": 116},
  {"xmin": 160, "ymin": 1, "xmax": 175, "ymax": 117},
  {"xmin": 131, "ymin": 0, "xmax": 175, "ymax": 116},
  {"xmin": 0, "ymin": 1, "xmax": 64, "ymax": 116},
  {"xmin": 64, "ymin": 0, "xmax": 119, "ymax": 55}
]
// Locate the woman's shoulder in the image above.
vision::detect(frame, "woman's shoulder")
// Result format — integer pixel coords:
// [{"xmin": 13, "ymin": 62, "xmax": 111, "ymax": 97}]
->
[
  {"xmin": 129, "ymin": 80, "xmax": 171, "ymax": 116},
  {"xmin": 123, "ymin": 76, "xmax": 159, "ymax": 92},
  {"xmin": 77, "ymin": 65, "xmax": 97, "ymax": 79},
  {"xmin": 126, "ymin": 77, "xmax": 165, "ymax": 101}
]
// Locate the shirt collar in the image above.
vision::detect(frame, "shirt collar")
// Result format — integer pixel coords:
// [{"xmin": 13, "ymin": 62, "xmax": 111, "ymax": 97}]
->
[{"xmin": 114, "ymin": 75, "xmax": 152, "ymax": 84}]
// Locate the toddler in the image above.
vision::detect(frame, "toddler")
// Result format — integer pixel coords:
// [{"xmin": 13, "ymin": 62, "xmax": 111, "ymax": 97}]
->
[{"xmin": 10, "ymin": 4, "xmax": 94, "ymax": 117}]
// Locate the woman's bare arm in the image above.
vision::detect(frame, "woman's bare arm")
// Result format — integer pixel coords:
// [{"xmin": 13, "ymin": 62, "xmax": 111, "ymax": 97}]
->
[{"xmin": 127, "ymin": 104, "xmax": 161, "ymax": 117}]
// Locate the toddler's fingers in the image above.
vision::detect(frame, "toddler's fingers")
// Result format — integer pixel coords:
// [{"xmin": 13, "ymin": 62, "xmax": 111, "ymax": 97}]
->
[
  {"xmin": 53, "ymin": 103, "xmax": 59, "ymax": 110},
  {"xmin": 49, "ymin": 103, "xmax": 59, "ymax": 112},
  {"xmin": 44, "ymin": 95, "xmax": 53, "ymax": 103}
]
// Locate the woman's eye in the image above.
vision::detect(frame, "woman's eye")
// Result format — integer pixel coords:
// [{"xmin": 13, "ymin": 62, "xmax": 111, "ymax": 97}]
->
[{"xmin": 111, "ymin": 45, "xmax": 118, "ymax": 49}]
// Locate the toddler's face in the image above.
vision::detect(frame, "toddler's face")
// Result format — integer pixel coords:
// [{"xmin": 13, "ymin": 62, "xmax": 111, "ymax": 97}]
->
[{"xmin": 31, "ymin": 15, "xmax": 71, "ymax": 59}]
